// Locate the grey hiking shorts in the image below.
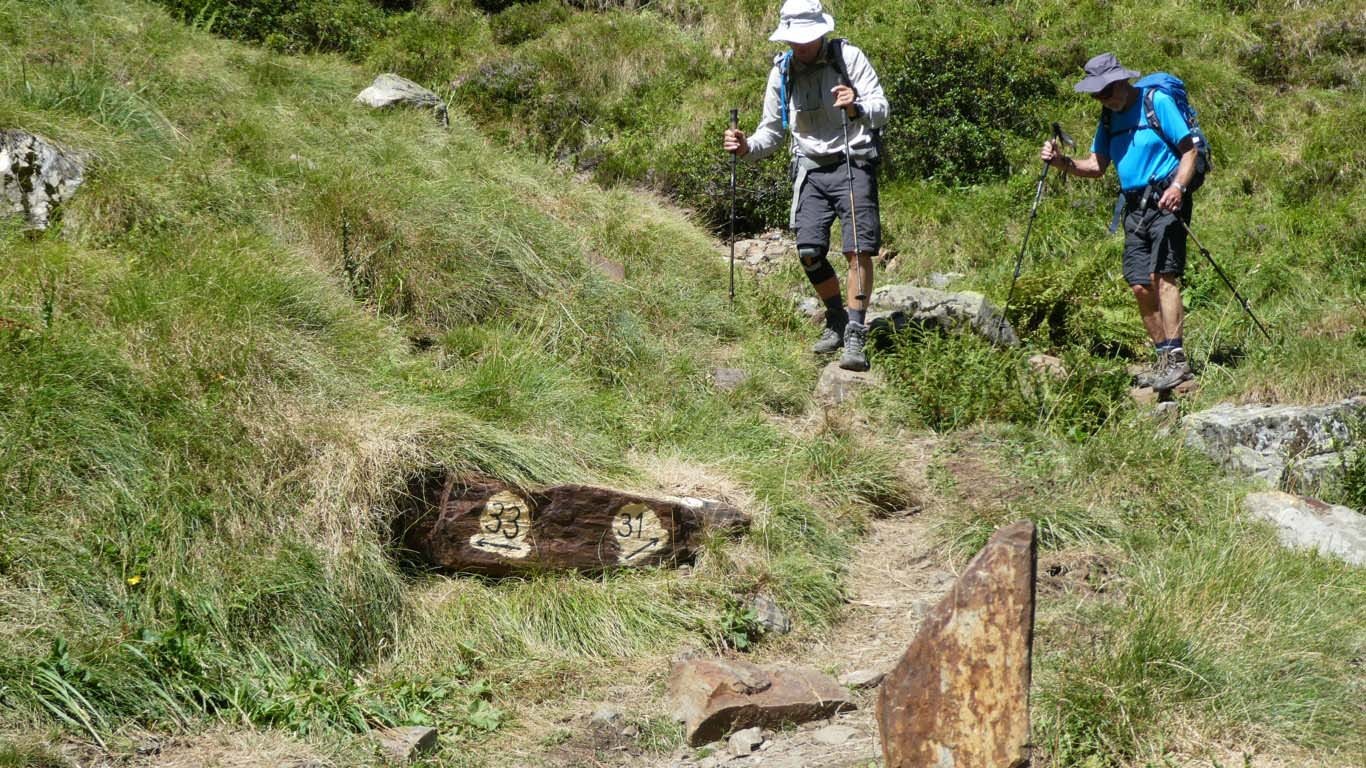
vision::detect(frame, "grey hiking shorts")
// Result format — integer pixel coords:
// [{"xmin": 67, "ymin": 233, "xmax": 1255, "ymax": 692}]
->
[
  {"xmin": 1121, "ymin": 193, "xmax": 1193, "ymax": 286},
  {"xmin": 793, "ymin": 160, "xmax": 881, "ymax": 255}
]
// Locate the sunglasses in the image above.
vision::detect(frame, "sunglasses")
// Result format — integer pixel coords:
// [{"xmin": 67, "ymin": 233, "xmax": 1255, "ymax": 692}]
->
[{"xmin": 1092, "ymin": 82, "xmax": 1118, "ymax": 100}]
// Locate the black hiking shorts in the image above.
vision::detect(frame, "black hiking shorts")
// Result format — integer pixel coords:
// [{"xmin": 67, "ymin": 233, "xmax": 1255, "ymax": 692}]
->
[
  {"xmin": 1121, "ymin": 194, "xmax": 1193, "ymax": 286},
  {"xmin": 794, "ymin": 160, "xmax": 881, "ymax": 255}
]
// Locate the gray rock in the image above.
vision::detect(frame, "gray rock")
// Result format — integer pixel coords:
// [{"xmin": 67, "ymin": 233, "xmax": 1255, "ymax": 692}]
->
[
  {"xmin": 795, "ymin": 296, "xmax": 823, "ymax": 320},
  {"xmin": 1244, "ymin": 491, "xmax": 1366, "ymax": 566},
  {"xmin": 1283, "ymin": 452, "xmax": 1348, "ymax": 497},
  {"xmin": 838, "ymin": 669, "xmax": 885, "ymax": 690},
  {"xmin": 1, "ymin": 130, "xmax": 85, "ymax": 230},
  {"xmin": 1028, "ymin": 354, "xmax": 1067, "ymax": 379},
  {"xmin": 590, "ymin": 704, "xmax": 626, "ymax": 728},
  {"xmin": 747, "ymin": 593, "xmax": 792, "ymax": 635},
  {"xmin": 866, "ymin": 284, "xmax": 1019, "ymax": 347},
  {"xmin": 815, "ymin": 361, "xmax": 881, "ymax": 405},
  {"xmin": 926, "ymin": 272, "xmax": 966, "ymax": 290},
  {"xmin": 724, "ymin": 230, "xmax": 793, "ymax": 278},
  {"xmin": 728, "ymin": 727, "xmax": 765, "ymax": 756},
  {"xmin": 355, "ymin": 74, "xmax": 449, "ymax": 127},
  {"xmin": 375, "ymin": 726, "xmax": 437, "ymax": 764},
  {"xmin": 713, "ymin": 368, "xmax": 748, "ymax": 392},
  {"xmin": 1184, "ymin": 396, "xmax": 1365, "ymax": 486},
  {"xmin": 812, "ymin": 724, "xmax": 859, "ymax": 746}
]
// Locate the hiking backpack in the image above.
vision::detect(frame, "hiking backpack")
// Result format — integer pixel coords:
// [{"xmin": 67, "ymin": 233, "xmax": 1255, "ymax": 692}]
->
[
  {"xmin": 1100, "ymin": 72, "xmax": 1212, "ymax": 191},
  {"xmin": 776, "ymin": 38, "xmax": 887, "ymax": 167}
]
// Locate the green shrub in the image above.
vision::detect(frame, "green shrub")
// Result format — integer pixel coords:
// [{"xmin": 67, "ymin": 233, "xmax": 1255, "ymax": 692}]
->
[
  {"xmin": 490, "ymin": 0, "xmax": 569, "ymax": 45},
  {"xmin": 152, "ymin": 0, "xmax": 390, "ymax": 55},
  {"xmin": 879, "ymin": 33, "xmax": 1054, "ymax": 185}
]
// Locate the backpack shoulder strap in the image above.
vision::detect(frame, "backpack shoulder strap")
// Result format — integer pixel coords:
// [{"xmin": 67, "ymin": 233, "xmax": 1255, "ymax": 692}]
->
[
  {"xmin": 776, "ymin": 50, "xmax": 793, "ymax": 130},
  {"xmin": 827, "ymin": 38, "xmax": 852, "ymax": 87},
  {"xmin": 1143, "ymin": 87, "xmax": 1181, "ymax": 158}
]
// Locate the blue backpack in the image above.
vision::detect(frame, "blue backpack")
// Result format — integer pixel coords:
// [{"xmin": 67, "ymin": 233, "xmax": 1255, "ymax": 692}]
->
[{"xmin": 1101, "ymin": 72, "xmax": 1212, "ymax": 191}]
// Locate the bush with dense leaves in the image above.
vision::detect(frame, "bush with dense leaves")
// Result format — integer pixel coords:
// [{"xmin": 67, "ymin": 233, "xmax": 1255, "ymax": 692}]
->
[
  {"xmin": 879, "ymin": 34, "xmax": 1055, "ymax": 185},
  {"xmin": 153, "ymin": 0, "xmax": 397, "ymax": 55}
]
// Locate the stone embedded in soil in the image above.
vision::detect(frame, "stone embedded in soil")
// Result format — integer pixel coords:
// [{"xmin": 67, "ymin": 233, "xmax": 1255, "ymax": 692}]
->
[
  {"xmin": 728, "ymin": 727, "xmax": 765, "ymax": 755},
  {"xmin": 866, "ymin": 284, "xmax": 1019, "ymax": 347},
  {"xmin": 375, "ymin": 725, "xmax": 438, "ymax": 764},
  {"xmin": 668, "ymin": 658, "xmax": 854, "ymax": 746},
  {"xmin": 1244, "ymin": 491, "xmax": 1366, "ymax": 566},
  {"xmin": 712, "ymin": 367, "xmax": 748, "ymax": 392},
  {"xmin": 1, "ymin": 129, "xmax": 85, "ymax": 230},
  {"xmin": 747, "ymin": 593, "xmax": 792, "ymax": 635},
  {"xmin": 876, "ymin": 520, "xmax": 1037, "ymax": 768},
  {"xmin": 815, "ymin": 361, "xmax": 881, "ymax": 405},
  {"xmin": 812, "ymin": 724, "xmax": 860, "ymax": 745},
  {"xmin": 355, "ymin": 73, "xmax": 449, "ymax": 127},
  {"xmin": 397, "ymin": 474, "xmax": 750, "ymax": 576},
  {"xmin": 1184, "ymin": 396, "xmax": 1366, "ymax": 486},
  {"xmin": 838, "ymin": 669, "xmax": 885, "ymax": 690}
]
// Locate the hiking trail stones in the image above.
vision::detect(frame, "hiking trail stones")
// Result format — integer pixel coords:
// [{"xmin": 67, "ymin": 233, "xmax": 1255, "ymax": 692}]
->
[
  {"xmin": 1243, "ymin": 491, "xmax": 1366, "ymax": 566},
  {"xmin": 1, "ymin": 130, "xmax": 85, "ymax": 230},
  {"xmin": 1183, "ymin": 396, "xmax": 1365, "ymax": 491},
  {"xmin": 816, "ymin": 361, "xmax": 880, "ymax": 405},
  {"xmin": 668, "ymin": 658, "xmax": 853, "ymax": 746},
  {"xmin": 866, "ymin": 283, "xmax": 1019, "ymax": 347},
  {"xmin": 355, "ymin": 74, "xmax": 450, "ymax": 128},
  {"xmin": 876, "ymin": 520, "xmax": 1037, "ymax": 768},
  {"xmin": 375, "ymin": 726, "xmax": 438, "ymax": 764},
  {"xmin": 397, "ymin": 474, "xmax": 749, "ymax": 576}
]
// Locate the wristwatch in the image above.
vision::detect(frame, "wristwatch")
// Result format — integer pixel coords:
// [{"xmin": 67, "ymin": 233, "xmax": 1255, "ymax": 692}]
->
[{"xmin": 1172, "ymin": 181, "xmax": 1187, "ymax": 193}]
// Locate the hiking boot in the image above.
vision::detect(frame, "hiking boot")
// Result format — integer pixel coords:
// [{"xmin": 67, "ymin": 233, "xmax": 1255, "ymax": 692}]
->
[
  {"xmin": 812, "ymin": 312, "xmax": 847, "ymax": 354},
  {"xmin": 839, "ymin": 321, "xmax": 870, "ymax": 372},
  {"xmin": 1134, "ymin": 350, "xmax": 1168, "ymax": 388},
  {"xmin": 1150, "ymin": 348, "xmax": 1193, "ymax": 391}
]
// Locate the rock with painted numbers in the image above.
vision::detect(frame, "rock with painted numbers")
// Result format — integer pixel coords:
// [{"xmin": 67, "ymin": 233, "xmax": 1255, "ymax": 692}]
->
[
  {"xmin": 668, "ymin": 658, "xmax": 853, "ymax": 746},
  {"xmin": 397, "ymin": 475, "xmax": 749, "ymax": 576},
  {"xmin": 876, "ymin": 520, "xmax": 1037, "ymax": 768},
  {"xmin": 1183, "ymin": 396, "xmax": 1365, "ymax": 486},
  {"xmin": 356, "ymin": 73, "xmax": 449, "ymax": 127},
  {"xmin": 866, "ymin": 284, "xmax": 1019, "ymax": 347},
  {"xmin": 1, "ymin": 130, "xmax": 85, "ymax": 230},
  {"xmin": 1244, "ymin": 491, "xmax": 1366, "ymax": 567}
]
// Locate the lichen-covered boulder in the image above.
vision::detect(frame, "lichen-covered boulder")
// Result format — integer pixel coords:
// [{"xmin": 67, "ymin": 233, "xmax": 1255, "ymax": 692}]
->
[
  {"xmin": 355, "ymin": 74, "xmax": 449, "ymax": 128},
  {"xmin": 1, "ymin": 130, "xmax": 85, "ymax": 230},
  {"xmin": 866, "ymin": 284, "xmax": 1019, "ymax": 347}
]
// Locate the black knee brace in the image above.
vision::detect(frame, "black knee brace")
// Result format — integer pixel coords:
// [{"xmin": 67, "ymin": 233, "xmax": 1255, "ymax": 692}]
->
[{"xmin": 798, "ymin": 246, "xmax": 836, "ymax": 286}]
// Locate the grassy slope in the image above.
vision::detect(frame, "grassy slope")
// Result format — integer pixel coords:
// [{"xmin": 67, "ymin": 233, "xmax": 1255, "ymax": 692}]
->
[
  {"xmin": 0, "ymin": 0, "xmax": 908, "ymax": 762},
  {"xmin": 2, "ymin": 0, "xmax": 1364, "ymax": 766}
]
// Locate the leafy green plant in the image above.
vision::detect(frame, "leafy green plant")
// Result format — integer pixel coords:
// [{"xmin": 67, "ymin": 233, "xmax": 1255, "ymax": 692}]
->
[
  {"xmin": 879, "ymin": 33, "xmax": 1054, "ymax": 185},
  {"xmin": 717, "ymin": 599, "xmax": 765, "ymax": 650}
]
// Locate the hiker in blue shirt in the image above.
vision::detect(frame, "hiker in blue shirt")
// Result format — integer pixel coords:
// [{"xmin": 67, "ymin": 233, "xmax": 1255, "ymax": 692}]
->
[
  {"xmin": 1042, "ymin": 53, "xmax": 1204, "ymax": 391},
  {"xmin": 723, "ymin": 0, "xmax": 889, "ymax": 373}
]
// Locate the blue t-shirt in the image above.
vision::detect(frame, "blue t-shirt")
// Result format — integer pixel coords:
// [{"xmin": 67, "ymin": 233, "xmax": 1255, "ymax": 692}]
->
[{"xmin": 1091, "ymin": 89, "xmax": 1192, "ymax": 192}]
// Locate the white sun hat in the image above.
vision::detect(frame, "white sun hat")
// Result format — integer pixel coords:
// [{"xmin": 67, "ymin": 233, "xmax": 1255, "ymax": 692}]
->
[{"xmin": 768, "ymin": 0, "xmax": 835, "ymax": 45}]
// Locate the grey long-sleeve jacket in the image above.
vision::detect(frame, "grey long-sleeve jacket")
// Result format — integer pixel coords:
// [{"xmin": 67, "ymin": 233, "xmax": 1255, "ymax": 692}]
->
[{"xmin": 745, "ymin": 41, "xmax": 890, "ymax": 165}]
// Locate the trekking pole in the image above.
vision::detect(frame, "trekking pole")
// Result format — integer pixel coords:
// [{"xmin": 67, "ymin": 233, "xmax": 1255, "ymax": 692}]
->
[
  {"xmin": 728, "ymin": 108, "xmax": 739, "ymax": 304},
  {"xmin": 1177, "ymin": 219, "xmax": 1274, "ymax": 342},
  {"xmin": 999, "ymin": 123, "xmax": 1073, "ymax": 341},
  {"xmin": 841, "ymin": 109, "xmax": 860, "ymax": 257}
]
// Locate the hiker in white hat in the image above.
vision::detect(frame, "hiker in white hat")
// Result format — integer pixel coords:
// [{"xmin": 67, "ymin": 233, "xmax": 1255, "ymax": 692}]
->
[{"xmin": 724, "ymin": 0, "xmax": 889, "ymax": 372}]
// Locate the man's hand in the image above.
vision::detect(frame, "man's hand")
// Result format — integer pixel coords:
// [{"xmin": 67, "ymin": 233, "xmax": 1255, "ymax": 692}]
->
[
  {"xmin": 1158, "ymin": 185, "xmax": 1184, "ymax": 212},
  {"xmin": 1041, "ymin": 139, "xmax": 1062, "ymax": 166},
  {"xmin": 831, "ymin": 85, "xmax": 857, "ymax": 117},
  {"xmin": 724, "ymin": 128, "xmax": 749, "ymax": 157}
]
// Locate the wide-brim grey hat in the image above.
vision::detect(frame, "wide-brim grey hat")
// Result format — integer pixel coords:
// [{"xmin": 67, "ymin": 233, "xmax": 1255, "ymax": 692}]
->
[
  {"xmin": 769, "ymin": 0, "xmax": 835, "ymax": 44},
  {"xmin": 1074, "ymin": 52, "xmax": 1140, "ymax": 93}
]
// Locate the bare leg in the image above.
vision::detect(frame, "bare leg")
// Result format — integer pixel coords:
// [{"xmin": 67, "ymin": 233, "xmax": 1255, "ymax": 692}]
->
[
  {"xmin": 1131, "ymin": 281, "xmax": 1165, "ymax": 344},
  {"xmin": 811, "ymin": 275, "xmax": 841, "ymax": 303},
  {"xmin": 844, "ymin": 251, "xmax": 875, "ymax": 310},
  {"xmin": 1155, "ymin": 273, "xmax": 1184, "ymax": 341}
]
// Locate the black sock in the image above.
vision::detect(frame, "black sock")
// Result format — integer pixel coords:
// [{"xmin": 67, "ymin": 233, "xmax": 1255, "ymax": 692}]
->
[{"xmin": 823, "ymin": 296, "xmax": 846, "ymax": 323}]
